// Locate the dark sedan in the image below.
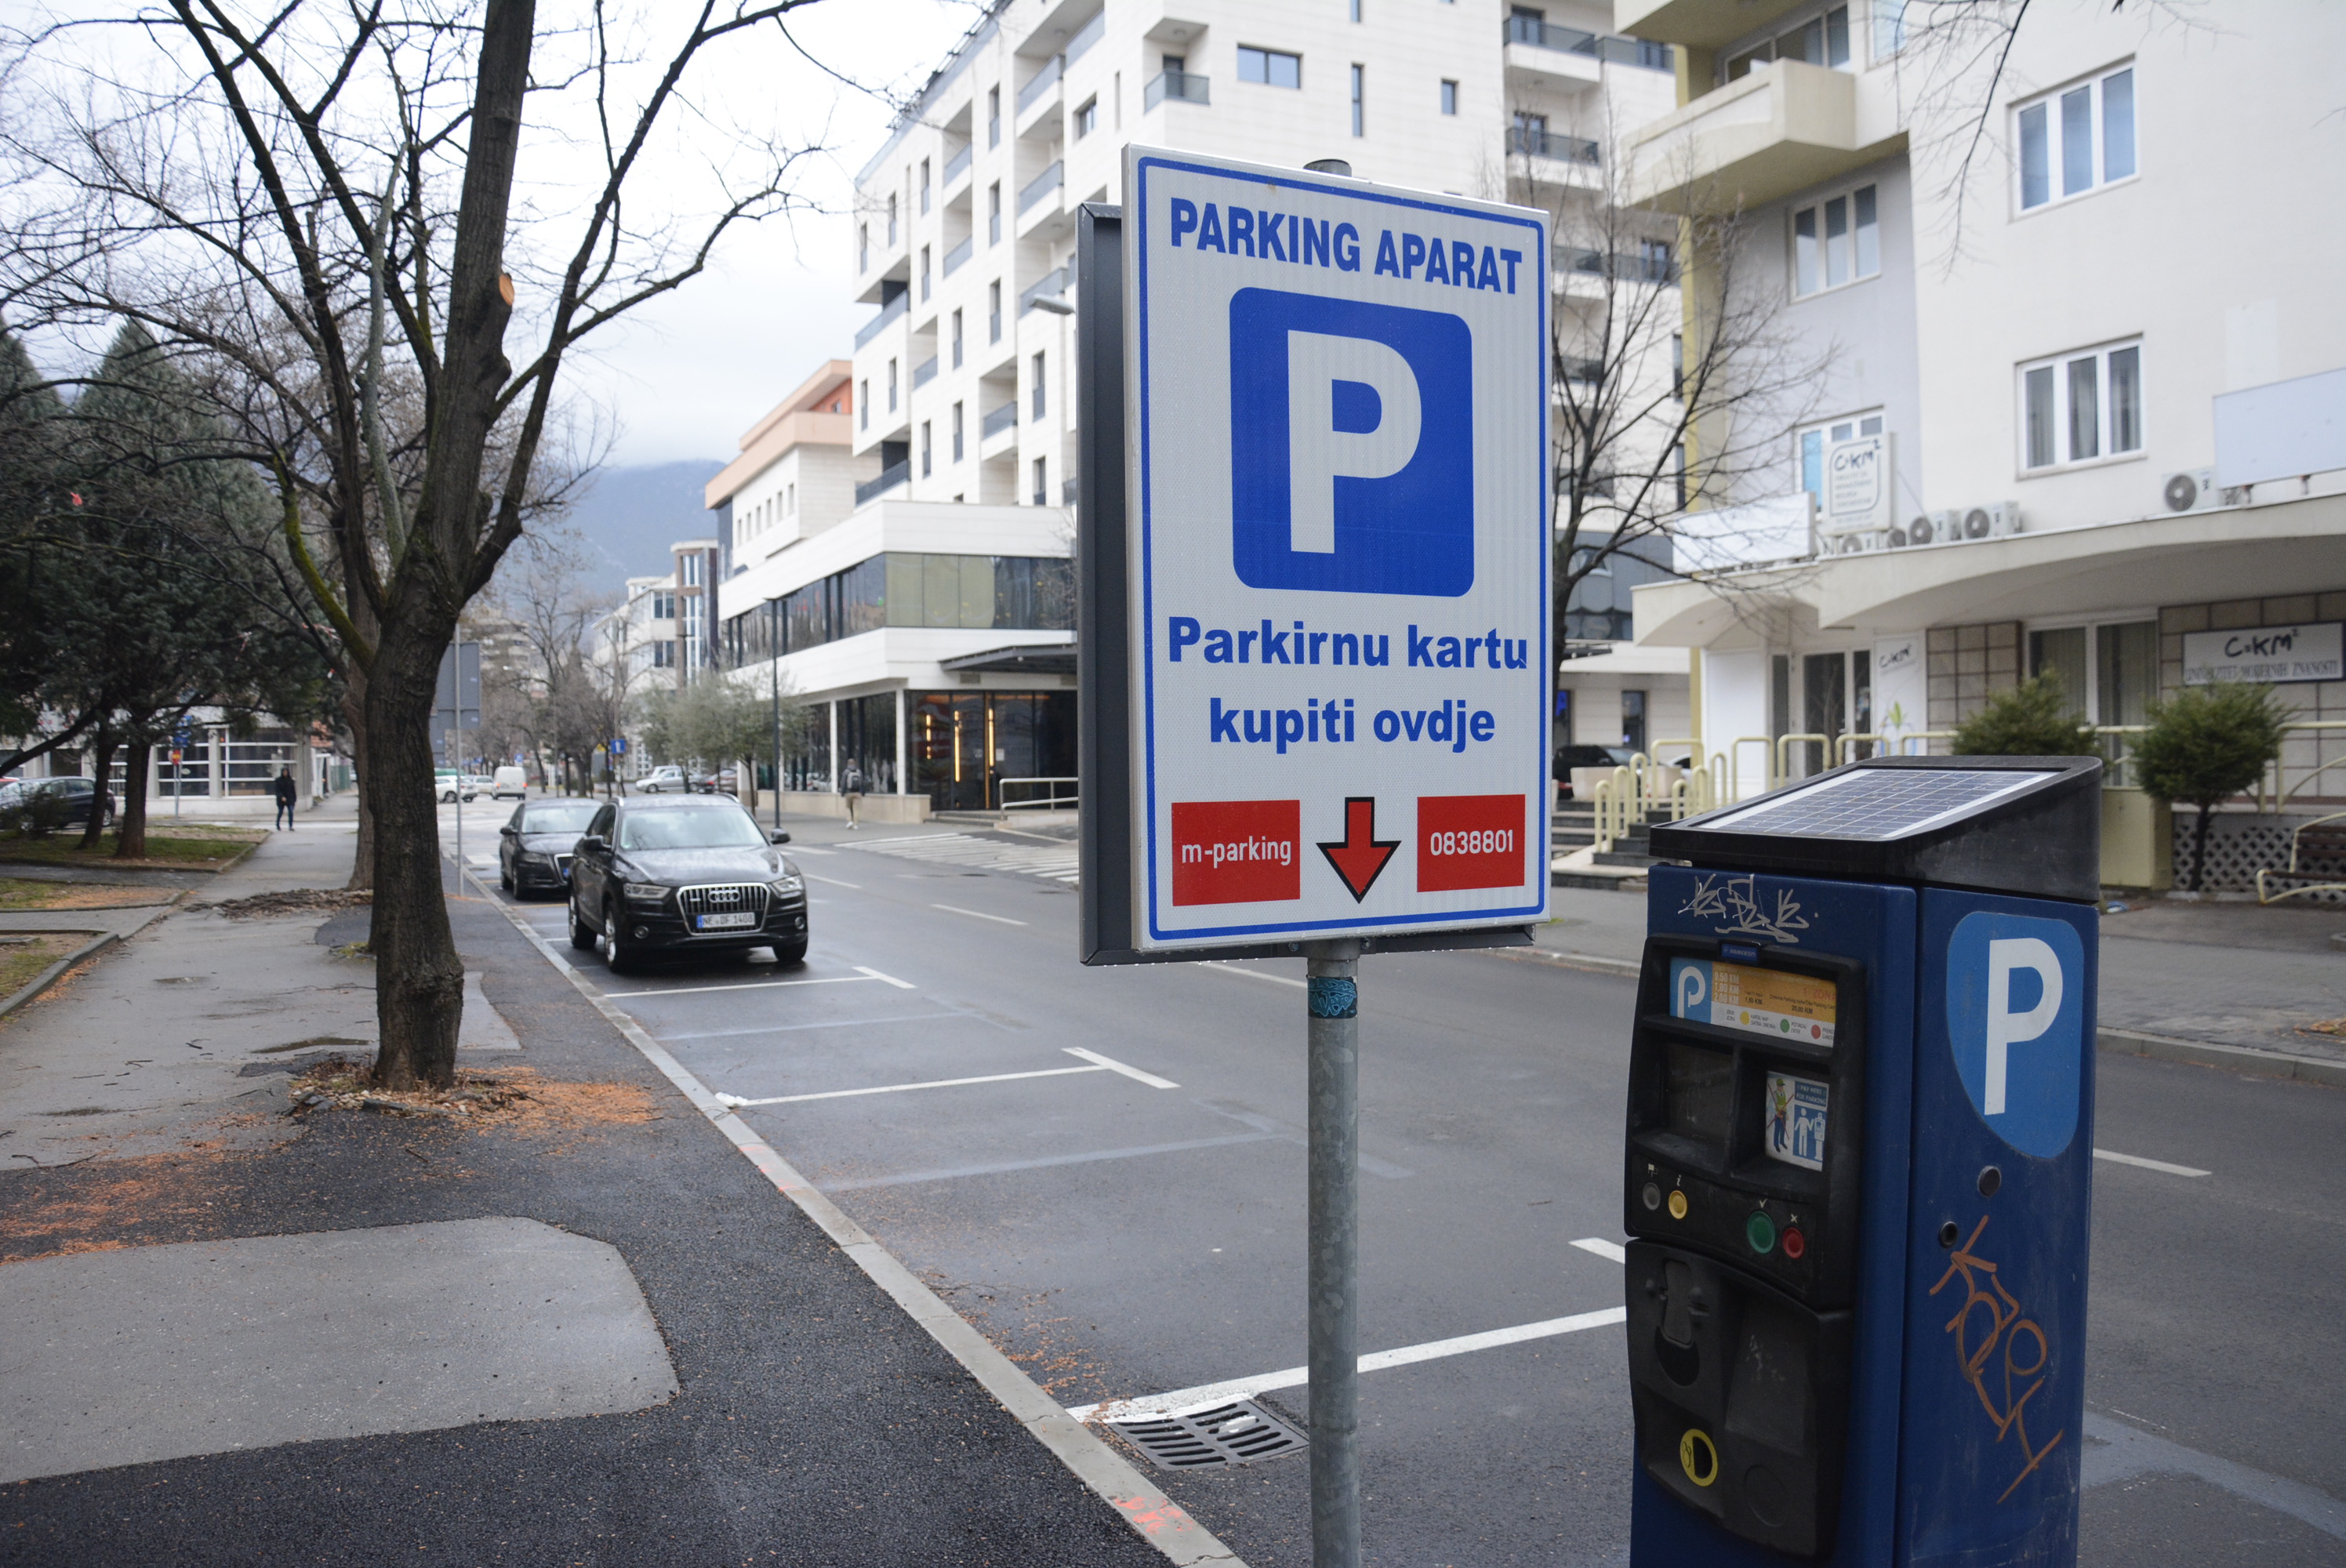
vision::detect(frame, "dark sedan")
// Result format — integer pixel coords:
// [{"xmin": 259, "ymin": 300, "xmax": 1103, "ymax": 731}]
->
[
  {"xmin": 566, "ymin": 796, "xmax": 806, "ymax": 971},
  {"xmin": 0, "ymin": 776, "xmax": 117, "ymax": 833},
  {"xmin": 496, "ymin": 797, "xmax": 601, "ymax": 898}
]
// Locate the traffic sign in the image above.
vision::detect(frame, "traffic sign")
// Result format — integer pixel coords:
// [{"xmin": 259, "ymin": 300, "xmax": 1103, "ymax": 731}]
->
[{"xmin": 1113, "ymin": 146, "xmax": 1550, "ymax": 950}]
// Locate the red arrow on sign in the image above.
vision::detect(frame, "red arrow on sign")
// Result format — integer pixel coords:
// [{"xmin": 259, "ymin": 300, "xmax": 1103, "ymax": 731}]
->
[{"xmin": 1317, "ymin": 797, "xmax": 1400, "ymax": 903}]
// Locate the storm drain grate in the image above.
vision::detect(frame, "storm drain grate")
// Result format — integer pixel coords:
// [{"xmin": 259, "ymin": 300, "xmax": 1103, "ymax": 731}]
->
[{"xmin": 1108, "ymin": 1399, "xmax": 1309, "ymax": 1470}]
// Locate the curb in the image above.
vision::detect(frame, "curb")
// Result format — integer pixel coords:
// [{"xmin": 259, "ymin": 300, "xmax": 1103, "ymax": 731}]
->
[
  {"xmin": 461, "ymin": 865, "xmax": 1246, "ymax": 1566},
  {"xmin": 0, "ymin": 931, "xmax": 118, "ymax": 1022},
  {"xmin": 2098, "ymin": 1025, "xmax": 2346, "ymax": 1089},
  {"xmin": 1487, "ymin": 945, "xmax": 1643, "ymax": 979}
]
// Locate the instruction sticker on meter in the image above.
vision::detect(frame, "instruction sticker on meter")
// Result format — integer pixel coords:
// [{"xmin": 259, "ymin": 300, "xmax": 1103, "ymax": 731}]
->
[
  {"xmin": 1670, "ymin": 958, "xmax": 1838, "ymax": 1046},
  {"xmin": 1762, "ymin": 1072, "xmax": 1830, "ymax": 1171}
]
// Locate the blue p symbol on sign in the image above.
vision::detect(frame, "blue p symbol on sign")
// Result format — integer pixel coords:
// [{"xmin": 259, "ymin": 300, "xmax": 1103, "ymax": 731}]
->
[
  {"xmin": 1946, "ymin": 912, "xmax": 2084, "ymax": 1157},
  {"xmin": 1228, "ymin": 289, "xmax": 1473, "ymax": 596}
]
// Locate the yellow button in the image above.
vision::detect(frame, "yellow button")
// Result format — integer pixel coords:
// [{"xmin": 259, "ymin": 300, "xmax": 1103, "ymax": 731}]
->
[
  {"xmin": 1680, "ymin": 1427, "xmax": 1720, "ymax": 1487},
  {"xmin": 1667, "ymin": 1189, "xmax": 1689, "ymax": 1221}
]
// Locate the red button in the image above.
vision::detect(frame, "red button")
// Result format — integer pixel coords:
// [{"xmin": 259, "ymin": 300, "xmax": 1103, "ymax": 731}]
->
[{"xmin": 1781, "ymin": 1228, "xmax": 1807, "ymax": 1260}]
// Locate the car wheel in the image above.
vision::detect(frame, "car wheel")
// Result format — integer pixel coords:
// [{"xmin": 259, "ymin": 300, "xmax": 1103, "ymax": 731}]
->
[
  {"xmin": 768, "ymin": 938, "xmax": 808, "ymax": 966},
  {"xmin": 600, "ymin": 900, "xmax": 635, "ymax": 973},
  {"xmin": 568, "ymin": 895, "xmax": 597, "ymax": 951},
  {"xmin": 500, "ymin": 861, "xmax": 514, "ymax": 892}
]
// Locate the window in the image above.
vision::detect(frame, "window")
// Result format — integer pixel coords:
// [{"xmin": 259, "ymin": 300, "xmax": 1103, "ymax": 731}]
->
[
  {"xmin": 887, "ymin": 358, "xmax": 898, "ymax": 413},
  {"xmin": 2021, "ymin": 340, "xmax": 2141, "ymax": 470},
  {"xmin": 1872, "ymin": 0, "xmax": 1907, "ymax": 60},
  {"xmin": 920, "ymin": 244, "xmax": 931, "ymax": 302},
  {"xmin": 919, "ymin": 158, "xmax": 931, "ymax": 213},
  {"xmin": 651, "ymin": 591, "xmax": 676, "ymax": 621},
  {"xmin": 1074, "ymin": 96, "xmax": 1098, "ymax": 138},
  {"xmin": 1672, "ymin": 444, "xmax": 1687, "ymax": 510},
  {"xmin": 988, "ymin": 182, "xmax": 1001, "ymax": 245},
  {"xmin": 987, "ymin": 86, "xmax": 1000, "ymax": 148},
  {"xmin": 1620, "ymin": 689, "xmax": 1647, "ymax": 752},
  {"xmin": 1792, "ymin": 184, "xmax": 1878, "ymax": 296},
  {"xmin": 1238, "ymin": 46, "xmax": 1302, "ymax": 89},
  {"xmin": 951, "ymin": 308, "xmax": 964, "ymax": 369},
  {"xmin": 1031, "ymin": 350, "xmax": 1047, "ymax": 419},
  {"xmin": 681, "ymin": 554, "xmax": 703, "ymax": 587},
  {"xmin": 651, "ymin": 640, "xmax": 676, "ymax": 669},
  {"xmin": 1033, "ymin": 456, "xmax": 1048, "ymax": 506},
  {"xmin": 1797, "ymin": 412, "xmax": 1885, "ymax": 506},
  {"xmin": 2025, "ymin": 619, "xmax": 2156, "ymax": 775},
  {"xmin": 1114, "ymin": 71, "xmax": 1122, "ymax": 129},
  {"xmin": 857, "ymin": 222, "xmax": 869, "ymax": 273},
  {"xmin": 1727, "ymin": 5, "xmax": 1850, "ymax": 79},
  {"xmin": 1671, "ymin": 333, "xmax": 1684, "ymax": 400},
  {"xmin": 952, "ymin": 401, "xmax": 964, "ymax": 462},
  {"xmin": 2017, "ymin": 66, "xmax": 2135, "ymax": 211},
  {"xmin": 989, "ymin": 281, "xmax": 1002, "ymax": 343},
  {"xmin": 1349, "ymin": 0, "xmax": 1362, "ymax": 20},
  {"xmin": 785, "ymin": 483, "xmax": 796, "ymax": 515},
  {"xmin": 1440, "ymin": 78, "xmax": 1458, "ymax": 115},
  {"xmin": 1349, "ymin": 64, "xmax": 1364, "ymax": 136},
  {"xmin": 921, "ymin": 421, "xmax": 932, "ymax": 478},
  {"xmin": 859, "ymin": 379, "xmax": 870, "ymax": 430},
  {"xmin": 886, "ymin": 194, "xmax": 898, "ymax": 246}
]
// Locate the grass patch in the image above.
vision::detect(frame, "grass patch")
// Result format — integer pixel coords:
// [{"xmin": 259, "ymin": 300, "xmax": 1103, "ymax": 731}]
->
[
  {"xmin": 0, "ymin": 828, "xmax": 261, "ymax": 870},
  {"xmin": 0, "ymin": 934, "xmax": 82, "ymax": 1000},
  {"xmin": 0, "ymin": 877, "xmax": 180, "ymax": 911}
]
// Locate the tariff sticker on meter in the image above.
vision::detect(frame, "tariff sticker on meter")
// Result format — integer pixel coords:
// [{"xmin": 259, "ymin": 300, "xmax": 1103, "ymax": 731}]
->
[
  {"xmin": 1669, "ymin": 958, "xmax": 1837, "ymax": 1046},
  {"xmin": 1762, "ymin": 1072, "xmax": 1830, "ymax": 1171}
]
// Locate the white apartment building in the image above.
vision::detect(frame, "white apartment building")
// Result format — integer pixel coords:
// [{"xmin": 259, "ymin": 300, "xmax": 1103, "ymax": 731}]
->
[
  {"xmin": 1608, "ymin": 0, "xmax": 2345, "ymax": 877},
  {"xmin": 745, "ymin": 0, "xmax": 1685, "ymax": 811}
]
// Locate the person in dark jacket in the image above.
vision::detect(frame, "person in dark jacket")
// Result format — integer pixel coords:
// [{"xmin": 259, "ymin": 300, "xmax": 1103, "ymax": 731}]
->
[{"xmin": 272, "ymin": 767, "xmax": 297, "ymax": 830}]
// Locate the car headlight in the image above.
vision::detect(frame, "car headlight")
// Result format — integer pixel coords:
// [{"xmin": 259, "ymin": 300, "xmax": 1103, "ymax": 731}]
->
[
  {"xmin": 768, "ymin": 875, "xmax": 804, "ymax": 898},
  {"xmin": 623, "ymin": 882, "xmax": 670, "ymax": 902},
  {"xmin": 518, "ymin": 851, "xmax": 553, "ymax": 866}
]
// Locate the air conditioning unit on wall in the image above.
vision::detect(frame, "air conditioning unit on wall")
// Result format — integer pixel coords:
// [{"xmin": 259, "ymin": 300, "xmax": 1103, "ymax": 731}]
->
[
  {"xmin": 1895, "ymin": 510, "xmax": 1959, "ymax": 547},
  {"xmin": 1954, "ymin": 502, "xmax": 2021, "ymax": 541},
  {"xmin": 2162, "ymin": 468, "xmax": 2225, "ymax": 514}
]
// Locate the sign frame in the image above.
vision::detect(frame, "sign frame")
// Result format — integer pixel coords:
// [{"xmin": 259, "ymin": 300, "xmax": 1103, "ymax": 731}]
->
[{"xmin": 1080, "ymin": 148, "xmax": 1551, "ymax": 962}]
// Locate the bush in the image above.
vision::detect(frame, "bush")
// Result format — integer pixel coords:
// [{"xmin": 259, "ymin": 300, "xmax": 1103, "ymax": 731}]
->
[
  {"xmin": 1951, "ymin": 671, "xmax": 2101, "ymax": 759},
  {"xmin": 2131, "ymin": 682, "xmax": 2291, "ymax": 892}
]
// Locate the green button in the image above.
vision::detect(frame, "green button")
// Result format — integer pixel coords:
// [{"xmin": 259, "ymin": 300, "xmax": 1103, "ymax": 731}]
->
[{"xmin": 1745, "ymin": 1210, "xmax": 1777, "ymax": 1254}]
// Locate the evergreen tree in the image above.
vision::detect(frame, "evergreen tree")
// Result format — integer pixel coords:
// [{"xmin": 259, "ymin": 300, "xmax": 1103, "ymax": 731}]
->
[
  {"xmin": 2132, "ymin": 683, "xmax": 2292, "ymax": 893},
  {"xmin": 1951, "ymin": 671, "xmax": 2101, "ymax": 759}
]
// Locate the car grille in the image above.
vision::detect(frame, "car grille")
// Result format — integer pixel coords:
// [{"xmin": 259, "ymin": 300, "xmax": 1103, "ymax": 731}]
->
[
  {"xmin": 677, "ymin": 883, "xmax": 770, "ymax": 926},
  {"xmin": 554, "ymin": 854, "xmax": 573, "ymax": 877}
]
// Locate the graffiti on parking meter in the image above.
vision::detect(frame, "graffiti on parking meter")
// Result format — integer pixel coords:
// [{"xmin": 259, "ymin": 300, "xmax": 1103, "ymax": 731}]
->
[
  {"xmin": 1676, "ymin": 873, "xmax": 1810, "ymax": 945},
  {"xmin": 1929, "ymin": 1215, "xmax": 2065, "ymax": 1504}
]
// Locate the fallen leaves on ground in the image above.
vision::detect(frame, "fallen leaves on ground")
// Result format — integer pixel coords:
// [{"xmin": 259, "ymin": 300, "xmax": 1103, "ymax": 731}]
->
[
  {"xmin": 198, "ymin": 887, "xmax": 373, "ymax": 919},
  {"xmin": 287, "ymin": 1056, "xmax": 659, "ymax": 1136},
  {"xmin": 2301, "ymin": 1017, "xmax": 2346, "ymax": 1037},
  {"xmin": 0, "ymin": 877, "xmax": 180, "ymax": 911}
]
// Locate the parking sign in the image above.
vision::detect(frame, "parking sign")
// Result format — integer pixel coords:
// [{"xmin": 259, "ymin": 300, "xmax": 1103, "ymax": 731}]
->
[{"xmin": 1117, "ymin": 147, "xmax": 1549, "ymax": 949}]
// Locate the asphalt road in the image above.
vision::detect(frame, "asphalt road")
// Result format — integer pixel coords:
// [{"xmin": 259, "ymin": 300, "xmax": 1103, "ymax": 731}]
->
[{"xmin": 452, "ymin": 799, "xmax": 2346, "ymax": 1567}]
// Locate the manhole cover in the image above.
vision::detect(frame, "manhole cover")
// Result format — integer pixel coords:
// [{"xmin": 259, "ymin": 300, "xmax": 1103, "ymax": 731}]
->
[{"xmin": 1108, "ymin": 1399, "xmax": 1308, "ymax": 1470}]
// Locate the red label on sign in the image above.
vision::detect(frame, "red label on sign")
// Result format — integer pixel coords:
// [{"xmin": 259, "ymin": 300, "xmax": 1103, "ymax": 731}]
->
[
  {"xmin": 1171, "ymin": 800, "xmax": 1302, "ymax": 906},
  {"xmin": 1417, "ymin": 794, "xmax": 1527, "ymax": 891}
]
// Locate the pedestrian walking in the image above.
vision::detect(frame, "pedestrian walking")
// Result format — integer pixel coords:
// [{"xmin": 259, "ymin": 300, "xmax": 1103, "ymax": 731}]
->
[
  {"xmin": 841, "ymin": 760, "xmax": 864, "ymax": 829},
  {"xmin": 271, "ymin": 766, "xmax": 297, "ymax": 830}
]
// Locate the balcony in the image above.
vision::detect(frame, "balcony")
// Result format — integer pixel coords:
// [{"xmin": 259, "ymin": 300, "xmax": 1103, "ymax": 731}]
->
[
  {"xmin": 942, "ymin": 143, "xmax": 972, "ymax": 189},
  {"xmin": 981, "ymin": 400, "xmax": 1019, "ymax": 440},
  {"xmin": 1017, "ymin": 55, "xmax": 1062, "ymax": 116},
  {"xmin": 1615, "ymin": 0, "xmax": 1806, "ymax": 51},
  {"xmin": 942, "ymin": 234, "xmax": 974, "ymax": 278},
  {"xmin": 1145, "ymin": 68, "xmax": 1210, "ymax": 110},
  {"xmin": 1509, "ymin": 125, "xmax": 1600, "ymax": 165},
  {"xmin": 913, "ymin": 355, "xmax": 939, "ymax": 390},
  {"xmin": 1554, "ymin": 246, "xmax": 1680, "ymax": 287},
  {"xmin": 1019, "ymin": 267, "xmax": 1069, "ymax": 316},
  {"xmin": 1627, "ymin": 59, "xmax": 1901, "ymax": 211},
  {"xmin": 1018, "ymin": 160, "xmax": 1063, "ymax": 216},
  {"xmin": 1503, "ymin": 16, "xmax": 1672, "ymax": 74},
  {"xmin": 1065, "ymin": 9, "xmax": 1105, "ymax": 64},
  {"xmin": 855, "ymin": 460, "xmax": 910, "ymax": 508},
  {"xmin": 853, "ymin": 289, "xmax": 908, "ymax": 349}
]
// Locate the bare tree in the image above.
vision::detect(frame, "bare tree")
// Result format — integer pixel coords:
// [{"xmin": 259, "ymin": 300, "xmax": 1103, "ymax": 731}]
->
[{"xmin": 0, "ymin": 1, "xmax": 826, "ymax": 1087}]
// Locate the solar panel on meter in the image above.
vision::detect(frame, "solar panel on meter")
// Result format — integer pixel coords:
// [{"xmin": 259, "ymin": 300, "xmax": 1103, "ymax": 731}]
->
[{"xmin": 1687, "ymin": 768, "xmax": 2057, "ymax": 843}]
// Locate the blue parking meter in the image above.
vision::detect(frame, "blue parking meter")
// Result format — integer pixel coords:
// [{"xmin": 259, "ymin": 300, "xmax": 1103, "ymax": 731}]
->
[{"xmin": 1624, "ymin": 756, "xmax": 2101, "ymax": 1566}]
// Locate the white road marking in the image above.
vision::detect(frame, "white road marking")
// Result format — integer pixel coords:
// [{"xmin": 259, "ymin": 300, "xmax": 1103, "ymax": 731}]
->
[
  {"xmin": 823, "ymin": 1133, "xmax": 1281, "ymax": 1192},
  {"xmin": 932, "ymin": 902, "xmax": 1028, "ymax": 926},
  {"xmin": 1202, "ymin": 962, "xmax": 1306, "ymax": 989},
  {"xmin": 2094, "ymin": 1147, "xmax": 2211, "ymax": 1178},
  {"xmin": 602, "ymin": 973, "xmax": 889, "ymax": 999},
  {"xmin": 715, "ymin": 1064, "xmax": 1108, "ymax": 1107},
  {"xmin": 805, "ymin": 873, "xmax": 862, "ymax": 890},
  {"xmin": 1064, "ymin": 1047, "xmax": 1180, "ymax": 1088},
  {"xmin": 855, "ymin": 964, "xmax": 917, "ymax": 989},
  {"xmin": 661, "ymin": 1011, "xmax": 961, "ymax": 1041},
  {"xmin": 1571, "ymin": 1237, "xmax": 1628, "ymax": 1263},
  {"xmin": 1070, "ymin": 1305, "xmax": 1629, "ymax": 1424}
]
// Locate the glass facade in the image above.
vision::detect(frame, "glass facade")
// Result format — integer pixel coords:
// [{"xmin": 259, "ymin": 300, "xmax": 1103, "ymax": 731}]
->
[
  {"xmin": 909, "ymin": 690, "xmax": 1076, "ymax": 811},
  {"xmin": 723, "ymin": 553, "xmax": 1073, "ymax": 665}
]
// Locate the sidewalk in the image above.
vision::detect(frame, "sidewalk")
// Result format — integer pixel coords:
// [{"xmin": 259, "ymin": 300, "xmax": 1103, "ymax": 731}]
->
[{"xmin": 0, "ymin": 829, "xmax": 1215, "ymax": 1566}]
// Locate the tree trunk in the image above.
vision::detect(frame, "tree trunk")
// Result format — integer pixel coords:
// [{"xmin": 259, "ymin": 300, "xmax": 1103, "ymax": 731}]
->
[
  {"xmin": 78, "ymin": 730, "xmax": 116, "ymax": 850},
  {"xmin": 114, "ymin": 739, "xmax": 150, "ymax": 858},
  {"xmin": 366, "ymin": 619, "xmax": 465, "ymax": 1090},
  {"xmin": 2189, "ymin": 800, "xmax": 2213, "ymax": 894},
  {"xmin": 342, "ymin": 681, "xmax": 374, "ymax": 891}
]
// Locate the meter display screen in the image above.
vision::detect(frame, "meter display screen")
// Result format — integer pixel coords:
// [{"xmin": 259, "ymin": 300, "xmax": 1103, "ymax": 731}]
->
[
  {"xmin": 1665, "ymin": 1040, "xmax": 1736, "ymax": 1149},
  {"xmin": 1669, "ymin": 957, "xmax": 1838, "ymax": 1047}
]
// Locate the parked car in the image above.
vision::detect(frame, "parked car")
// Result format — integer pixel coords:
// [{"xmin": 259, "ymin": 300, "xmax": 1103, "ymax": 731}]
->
[
  {"xmin": 435, "ymin": 769, "xmax": 478, "ymax": 804},
  {"xmin": 567, "ymin": 795, "xmax": 804, "ymax": 971},
  {"xmin": 638, "ymin": 764, "xmax": 685, "ymax": 793},
  {"xmin": 498, "ymin": 797, "xmax": 601, "ymax": 898},
  {"xmin": 0, "ymin": 775, "xmax": 116, "ymax": 833},
  {"xmin": 491, "ymin": 765, "xmax": 529, "ymax": 800},
  {"xmin": 1553, "ymin": 745, "xmax": 1634, "ymax": 801}
]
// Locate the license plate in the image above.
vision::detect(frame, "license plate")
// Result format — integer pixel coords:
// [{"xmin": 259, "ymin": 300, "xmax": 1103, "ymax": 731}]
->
[{"xmin": 695, "ymin": 912, "xmax": 757, "ymax": 931}]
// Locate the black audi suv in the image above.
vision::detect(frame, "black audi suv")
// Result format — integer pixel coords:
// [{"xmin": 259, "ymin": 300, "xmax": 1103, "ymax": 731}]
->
[
  {"xmin": 566, "ymin": 796, "xmax": 807, "ymax": 971},
  {"xmin": 497, "ymin": 797, "xmax": 600, "ymax": 898}
]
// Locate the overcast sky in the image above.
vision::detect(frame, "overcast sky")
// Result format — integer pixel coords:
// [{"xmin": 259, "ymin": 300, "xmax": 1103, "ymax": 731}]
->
[{"xmin": 562, "ymin": 0, "xmax": 976, "ymax": 470}]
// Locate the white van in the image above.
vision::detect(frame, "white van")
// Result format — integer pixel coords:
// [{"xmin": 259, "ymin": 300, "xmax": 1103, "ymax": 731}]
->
[{"xmin": 491, "ymin": 765, "xmax": 529, "ymax": 800}]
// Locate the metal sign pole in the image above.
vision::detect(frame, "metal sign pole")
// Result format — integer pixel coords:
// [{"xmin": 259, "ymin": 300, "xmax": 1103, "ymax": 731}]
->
[{"xmin": 1306, "ymin": 938, "xmax": 1363, "ymax": 1568}]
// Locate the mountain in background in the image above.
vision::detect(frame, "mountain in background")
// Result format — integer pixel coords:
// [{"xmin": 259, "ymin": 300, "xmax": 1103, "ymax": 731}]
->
[{"xmin": 557, "ymin": 460, "xmax": 722, "ymax": 601}]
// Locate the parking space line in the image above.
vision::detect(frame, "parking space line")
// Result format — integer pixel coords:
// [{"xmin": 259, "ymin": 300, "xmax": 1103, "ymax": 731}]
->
[
  {"xmin": 823, "ymin": 1133, "xmax": 1282, "ymax": 1192},
  {"xmin": 805, "ymin": 873, "xmax": 862, "ymax": 890},
  {"xmin": 2094, "ymin": 1147, "xmax": 2211, "ymax": 1178},
  {"xmin": 1065, "ymin": 1047, "xmax": 1181, "ymax": 1089},
  {"xmin": 662, "ymin": 1011, "xmax": 961, "ymax": 1041},
  {"xmin": 855, "ymin": 965, "xmax": 917, "ymax": 989},
  {"xmin": 603, "ymin": 973, "xmax": 891, "ymax": 999},
  {"xmin": 1571, "ymin": 1237, "xmax": 1628, "ymax": 1263},
  {"xmin": 1202, "ymin": 962, "xmax": 1306, "ymax": 989},
  {"xmin": 1069, "ymin": 1304, "xmax": 1629, "ymax": 1424},
  {"xmin": 932, "ymin": 902, "xmax": 1028, "ymax": 926},
  {"xmin": 716, "ymin": 1064, "xmax": 1108, "ymax": 1107}
]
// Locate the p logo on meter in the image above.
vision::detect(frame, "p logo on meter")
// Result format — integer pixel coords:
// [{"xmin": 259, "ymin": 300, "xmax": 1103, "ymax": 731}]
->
[{"xmin": 1946, "ymin": 912, "xmax": 2084, "ymax": 1157}]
